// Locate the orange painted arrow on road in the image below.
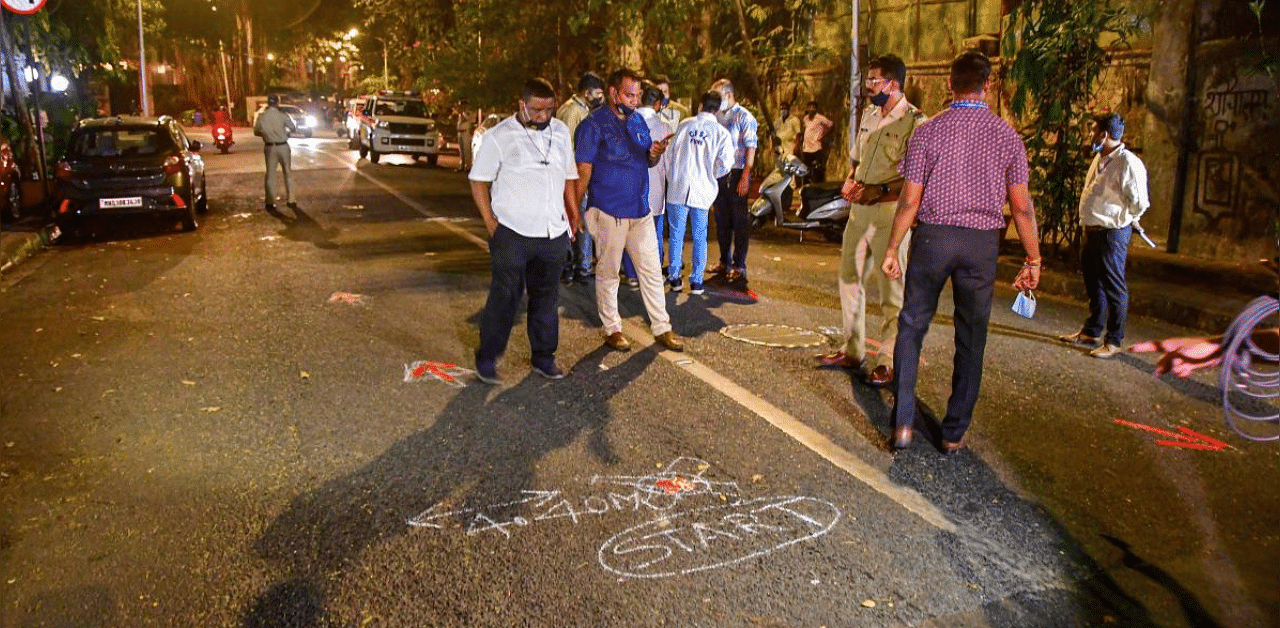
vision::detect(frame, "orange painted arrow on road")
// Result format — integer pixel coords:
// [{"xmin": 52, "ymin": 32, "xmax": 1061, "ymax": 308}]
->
[{"xmin": 1113, "ymin": 419, "xmax": 1231, "ymax": 451}]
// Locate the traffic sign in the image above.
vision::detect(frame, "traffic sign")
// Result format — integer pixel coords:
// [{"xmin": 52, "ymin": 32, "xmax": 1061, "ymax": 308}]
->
[{"xmin": 2, "ymin": 0, "xmax": 47, "ymax": 15}]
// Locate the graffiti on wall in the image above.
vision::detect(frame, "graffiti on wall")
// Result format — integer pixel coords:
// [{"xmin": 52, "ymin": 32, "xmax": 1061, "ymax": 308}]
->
[{"xmin": 1194, "ymin": 72, "xmax": 1277, "ymax": 235}]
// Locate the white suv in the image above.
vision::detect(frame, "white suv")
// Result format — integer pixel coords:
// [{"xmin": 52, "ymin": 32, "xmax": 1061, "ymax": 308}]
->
[{"xmin": 355, "ymin": 91, "xmax": 443, "ymax": 165}]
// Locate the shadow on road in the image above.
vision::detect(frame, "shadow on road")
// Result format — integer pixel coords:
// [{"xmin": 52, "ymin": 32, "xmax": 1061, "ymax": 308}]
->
[
  {"xmin": 243, "ymin": 347, "xmax": 656, "ymax": 627},
  {"xmin": 266, "ymin": 204, "xmax": 339, "ymax": 249}
]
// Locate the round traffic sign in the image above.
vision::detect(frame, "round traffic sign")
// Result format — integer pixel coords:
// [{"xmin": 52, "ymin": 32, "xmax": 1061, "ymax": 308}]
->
[{"xmin": 2, "ymin": 0, "xmax": 46, "ymax": 14}]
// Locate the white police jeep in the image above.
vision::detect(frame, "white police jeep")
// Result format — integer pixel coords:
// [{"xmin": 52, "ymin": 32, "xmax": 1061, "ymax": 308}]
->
[{"xmin": 355, "ymin": 91, "xmax": 443, "ymax": 165}]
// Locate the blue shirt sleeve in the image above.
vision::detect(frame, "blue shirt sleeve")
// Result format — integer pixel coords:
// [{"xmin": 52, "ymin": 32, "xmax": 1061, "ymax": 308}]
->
[
  {"xmin": 627, "ymin": 113, "xmax": 653, "ymax": 151},
  {"xmin": 741, "ymin": 112, "xmax": 758, "ymax": 149},
  {"xmin": 575, "ymin": 116, "xmax": 601, "ymax": 164}
]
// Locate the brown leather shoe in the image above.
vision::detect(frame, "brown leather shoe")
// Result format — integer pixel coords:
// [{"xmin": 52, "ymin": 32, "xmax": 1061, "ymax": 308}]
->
[
  {"xmin": 654, "ymin": 331, "xmax": 685, "ymax": 352},
  {"xmin": 816, "ymin": 351, "xmax": 861, "ymax": 369},
  {"xmin": 941, "ymin": 438, "xmax": 964, "ymax": 455},
  {"xmin": 867, "ymin": 365, "xmax": 893, "ymax": 387},
  {"xmin": 707, "ymin": 263, "xmax": 729, "ymax": 276},
  {"xmin": 604, "ymin": 332, "xmax": 631, "ymax": 352},
  {"xmin": 891, "ymin": 426, "xmax": 913, "ymax": 450}
]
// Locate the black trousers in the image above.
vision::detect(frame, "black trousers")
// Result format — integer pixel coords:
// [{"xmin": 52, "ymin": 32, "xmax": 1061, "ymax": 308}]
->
[
  {"xmin": 714, "ymin": 169, "xmax": 751, "ymax": 273},
  {"xmin": 478, "ymin": 225, "xmax": 569, "ymax": 367},
  {"xmin": 892, "ymin": 222, "xmax": 1001, "ymax": 443},
  {"xmin": 1080, "ymin": 225, "xmax": 1132, "ymax": 346}
]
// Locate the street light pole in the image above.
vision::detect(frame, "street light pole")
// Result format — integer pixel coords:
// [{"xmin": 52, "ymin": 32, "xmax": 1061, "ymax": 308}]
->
[
  {"xmin": 382, "ymin": 39, "xmax": 388, "ymax": 89},
  {"xmin": 136, "ymin": 0, "xmax": 148, "ymax": 115}
]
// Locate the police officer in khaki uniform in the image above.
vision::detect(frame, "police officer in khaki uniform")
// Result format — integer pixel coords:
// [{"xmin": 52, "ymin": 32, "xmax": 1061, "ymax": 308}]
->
[
  {"xmin": 254, "ymin": 94, "xmax": 297, "ymax": 209},
  {"xmin": 817, "ymin": 54, "xmax": 926, "ymax": 387}
]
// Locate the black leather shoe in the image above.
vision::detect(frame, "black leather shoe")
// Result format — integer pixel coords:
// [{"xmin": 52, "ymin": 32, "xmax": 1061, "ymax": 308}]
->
[{"xmin": 891, "ymin": 426, "xmax": 913, "ymax": 450}]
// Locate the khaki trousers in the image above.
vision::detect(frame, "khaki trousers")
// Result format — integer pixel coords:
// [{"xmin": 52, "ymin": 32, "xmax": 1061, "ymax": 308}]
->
[
  {"xmin": 838, "ymin": 200, "xmax": 909, "ymax": 368},
  {"xmin": 587, "ymin": 208, "xmax": 671, "ymax": 336},
  {"xmin": 264, "ymin": 143, "xmax": 294, "ymax": 204}
]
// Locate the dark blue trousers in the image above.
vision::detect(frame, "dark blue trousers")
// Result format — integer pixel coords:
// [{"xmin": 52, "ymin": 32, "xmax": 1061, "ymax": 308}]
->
[
  {"xmin": 478, "ymin": 225, "xmax": 569, "ymax": 369},
  {"xmin": 714, "ymin": 169, "xmax": 751, "ymax": 273},
  {"xmin": 1080, "ymin": 225, "xmax": 1131, "ymax": 346},
  {"xmin": 892, "ymin": 223, "xmax": 1001, "ymax": 443}
]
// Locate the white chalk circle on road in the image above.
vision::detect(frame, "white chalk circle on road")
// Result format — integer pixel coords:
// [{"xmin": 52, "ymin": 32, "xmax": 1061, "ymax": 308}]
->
[{"xmin": 719, "ymin": 324, "xmax": 829, "ymax": 348}]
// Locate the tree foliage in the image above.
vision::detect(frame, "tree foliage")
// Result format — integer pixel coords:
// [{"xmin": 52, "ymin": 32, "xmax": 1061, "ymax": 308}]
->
[{"xmin": 1003, "ymin": 0, "xmax": 1135, "ymax": 256}]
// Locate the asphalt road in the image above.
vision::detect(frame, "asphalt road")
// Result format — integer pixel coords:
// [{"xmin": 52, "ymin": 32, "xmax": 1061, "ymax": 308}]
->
[{"xmin": 1, "ymin": 126, "xmax": 1275, "ymax": 628}]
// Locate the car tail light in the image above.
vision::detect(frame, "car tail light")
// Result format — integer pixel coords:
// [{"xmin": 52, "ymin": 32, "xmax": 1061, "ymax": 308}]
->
[
  {"xmin": 162, "ymin": 155, "xmax": 182, "ymax": 176},
  {"xmin": 171, "ymin": 193, "xmax": 186, "ymax": 208},
  {"xmin": 55, "ymin": 161, "xmax": 72, "ymax": 180},
  {"xmin": 58, "ymin": 199, "xmax": 71, "ymax": 214}
]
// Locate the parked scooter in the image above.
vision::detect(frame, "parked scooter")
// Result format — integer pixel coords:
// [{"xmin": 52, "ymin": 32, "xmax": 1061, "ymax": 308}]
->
[
  {"xmin": 212, "ymin": 123, "xmax": 234, "ymax": 154},
  {"xmin": 749, "ymin": 151, "xmax": 849, "ymax": 242}
]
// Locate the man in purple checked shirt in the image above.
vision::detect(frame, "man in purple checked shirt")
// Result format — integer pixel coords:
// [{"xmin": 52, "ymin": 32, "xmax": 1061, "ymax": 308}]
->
[{"xmin": 880, "ymin": 51, "xmax": 1042, "ymax": 455}]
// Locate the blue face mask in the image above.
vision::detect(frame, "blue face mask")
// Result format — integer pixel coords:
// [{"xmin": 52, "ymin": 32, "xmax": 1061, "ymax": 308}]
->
[
  {"xmin": 1091, "ymin": 142, "xmax": 1104, "ymax": 153},
  {"xmin": 662, "ymin": 95, "xmax": 670, "ymax": 106},
  {"xmin": 870, "ymin": 92, "xmax": 890, "ymax": 107},
  {"xmin": 617, "ymin": 103, "xmax": 635, "ymax": 117}
]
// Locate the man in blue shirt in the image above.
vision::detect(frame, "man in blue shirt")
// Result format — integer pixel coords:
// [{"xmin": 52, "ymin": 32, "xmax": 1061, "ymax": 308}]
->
[{"xmin": 575, "ymin": 68, "xmax": 684, "ymax": 352}]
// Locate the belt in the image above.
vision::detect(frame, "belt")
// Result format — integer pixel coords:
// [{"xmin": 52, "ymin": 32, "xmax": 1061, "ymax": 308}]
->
[
  {"xmin": 264, "ymin": 141, "xmax": 287, "ymax": 146},
  {"xmin": 855, "ymin": 181, "xmax": 900, "ymax": 204}
]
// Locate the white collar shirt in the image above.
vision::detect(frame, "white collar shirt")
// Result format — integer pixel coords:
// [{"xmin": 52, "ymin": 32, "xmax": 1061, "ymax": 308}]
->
[
  {"xmin": 1079, "ymin": 144, "xmax": 1150, "ymax": 229},
  {"xmin": 849, "ymin": 98, "xmax": 909, "ymax": 163},
  {"xmin": 468, "ymin": 115, "xmax": 578, "ymax": 238},
  {"xmin": 665, "ymin": 112, "xmax": 735, "ymax": 209},
  {"xmin": 640, "ymin": 107, "xmax": 675, "ymax": 215}
]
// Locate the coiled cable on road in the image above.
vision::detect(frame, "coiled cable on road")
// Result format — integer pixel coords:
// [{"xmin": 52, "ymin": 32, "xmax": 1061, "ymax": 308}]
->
[{"xmin": 1218, "ymin": 295, "xmax": 1279, "ymax": 441}]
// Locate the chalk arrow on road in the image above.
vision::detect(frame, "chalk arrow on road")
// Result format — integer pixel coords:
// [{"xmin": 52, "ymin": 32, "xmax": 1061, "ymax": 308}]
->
[{"xmin": 1114, "ymin": 419, "xmax": 1231, "ymax": 451}]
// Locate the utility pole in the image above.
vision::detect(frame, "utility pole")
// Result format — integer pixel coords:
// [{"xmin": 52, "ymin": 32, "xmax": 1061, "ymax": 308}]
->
[
  {"xmin": 218, "ymin": 40, "xmax": 233, "ymax": 118},
  {"xmin": 849, "ymin": 0, "xmax": 861, "ymax": 160},
  {"xmin": 136, "ymin": 0, "xmax": 148, "ymax": 115}
]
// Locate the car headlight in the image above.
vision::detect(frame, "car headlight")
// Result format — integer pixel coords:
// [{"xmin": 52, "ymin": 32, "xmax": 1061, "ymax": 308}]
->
[
  {"xmin": 304, "ymin": 115, "xmax": 317, "ymax": 128},
  {"xmin": 375, "ymin": 120, "xmax": 389, "ymax": 129}
]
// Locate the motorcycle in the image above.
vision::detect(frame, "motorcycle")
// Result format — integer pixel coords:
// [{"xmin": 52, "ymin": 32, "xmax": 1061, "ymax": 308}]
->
[
  {"xmin": 212, "ymin": 123, "xmax": 234, "ymax": 154},
  {"xmin": 749, "ymin": 151, "xmax": 849, "ymax": 242}
]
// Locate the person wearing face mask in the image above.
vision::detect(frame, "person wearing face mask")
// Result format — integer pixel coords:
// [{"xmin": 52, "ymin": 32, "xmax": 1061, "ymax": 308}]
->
[
  {"xmin": 707, "ymin": 78, "xmax": 759, "ymax": 285},
  {"xmin": 652, "ymin": 75, "xmax": 690, "ymax": 126},
  {"xmin": 469, "ymin": 78, "xmax": 581, "ymax": 384},
  {"xmin": 818, "ymin": 54, "xmax": 926, "ymax": 389},
  {"xmin": 575, "ymin": 68, "xmax": 684, "ymax": 353},
  {"xmin": 1057, "ymin": 113, "xmax": 1149, "ymax": 359},
  {"xmin": 558, "ymin": 72, "xmax": 606, "ymax": 285}
]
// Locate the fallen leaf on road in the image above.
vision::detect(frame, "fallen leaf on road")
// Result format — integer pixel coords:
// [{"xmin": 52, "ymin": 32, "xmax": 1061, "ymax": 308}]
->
[
  {"xmin": 182, "ymin": 380, "xmax": 196, "ymax": 386},
  {"xmin": 54, "ymin": 387, "xmax": 63, "ymax": 392},
  {"xmin": 751, "ymin": 474, "xmax": 763, "ymax": 482},
  {"xmin": 300, "ymin": 371, "xmax": 310, "ymax": 379},
  {"xmin": 201, "ymin": 407, "xmax": 221, "ymax": 413},
  {"xmin": 861, "ymin": 599, "xmax": 876, "ymax": 608}
]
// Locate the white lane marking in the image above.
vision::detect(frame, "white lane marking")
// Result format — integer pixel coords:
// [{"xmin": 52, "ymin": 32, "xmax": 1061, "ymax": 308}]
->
[
  {"xmin": 323, "ymin": 146, "xmax": 954, "ymax": 533},
  {"xmin": 318, "ymin": 148, "xmax": 489, "ymax": 250}
]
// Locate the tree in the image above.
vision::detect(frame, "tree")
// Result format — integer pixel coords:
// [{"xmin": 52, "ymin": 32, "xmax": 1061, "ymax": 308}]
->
[{"xmin": 1003, "ymin": 0, "xmax": 1136, "ymax": 256}]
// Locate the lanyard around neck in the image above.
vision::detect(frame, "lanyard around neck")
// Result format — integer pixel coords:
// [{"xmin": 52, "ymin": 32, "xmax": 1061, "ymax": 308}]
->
[{"xmin": 950, "ymin": 101, "xmax": 988, "ymax": 110}]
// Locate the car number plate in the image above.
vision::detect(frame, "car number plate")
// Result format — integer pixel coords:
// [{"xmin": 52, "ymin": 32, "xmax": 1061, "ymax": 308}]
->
[{"xmin": 100, "ymin": 197, "xmax": 143, "ymax": 209}]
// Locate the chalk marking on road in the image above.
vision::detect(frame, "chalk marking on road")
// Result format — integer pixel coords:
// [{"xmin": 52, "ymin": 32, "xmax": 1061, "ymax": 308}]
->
[
  {"xmin": 620, "ymin": 318, "xmax": 956, "ymax": 533},
  {"xmin": 332, "ymin": 147, "xmax": 954, "ymax": 533}
]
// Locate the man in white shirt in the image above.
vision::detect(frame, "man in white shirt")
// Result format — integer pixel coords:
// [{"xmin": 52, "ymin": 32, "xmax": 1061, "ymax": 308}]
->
[
  {"xmin": 1058, "ymin": 113, "xmax": 1150, "ymax": 359},
  {"xmin": 469, "ymin": 78, "xmax": 581, "ymax": 383},
  {"xmin": 664, "ymin": 91, "xmax": 735, "ymax": 294}
]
